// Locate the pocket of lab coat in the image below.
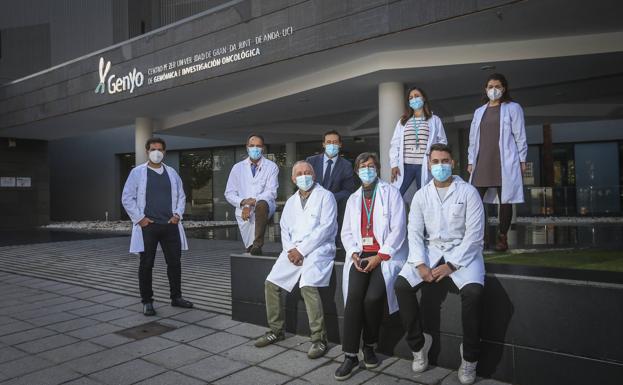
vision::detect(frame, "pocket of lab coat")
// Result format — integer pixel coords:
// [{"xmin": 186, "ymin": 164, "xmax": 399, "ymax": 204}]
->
[{"xmin": 450, "ymin": 203, "xmax": 465, "ymax": 218}]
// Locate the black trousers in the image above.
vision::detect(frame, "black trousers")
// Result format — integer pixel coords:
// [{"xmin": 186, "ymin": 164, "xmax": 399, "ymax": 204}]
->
[
  {"xmin": 342, "ymin": 252, "xmax": 386, "ymax": 354},
  {"xmin": 394, "ymin": 275, "xmax": 483, "ymax": 363},
  {"xmin": 477, "ymin": 186, "xmax": 512, "ymax": 235},
  {"xmin": 139, "ymin": 223, "xmax": 182, "ymax": 304}
]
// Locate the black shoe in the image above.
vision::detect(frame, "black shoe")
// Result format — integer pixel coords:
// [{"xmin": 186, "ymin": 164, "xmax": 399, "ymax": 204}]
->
[
  {"xmin": 249, "ymin": 246, "xmax": 263, "ymax": 256},
  {"xmin": 143, "ymin": 303, "xmax": 156, "ymax": 316},
  {"xmin": 246, "ymin": 245, "xmax": 252, "ymax": 253},
  {"xmin": 363, "ymin": 345, "xmax": 379, "ymax": 368},
  {"xmin": 171, "ymin": 297, "xmax": 194, "ymax": 308},
  {"xmin": 334, "ymin": 355, "xmax": 359, "ymax": 381}
]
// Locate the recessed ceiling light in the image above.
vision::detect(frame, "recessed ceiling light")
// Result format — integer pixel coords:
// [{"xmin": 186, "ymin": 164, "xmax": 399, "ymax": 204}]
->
[{"xmin": 480, "ymin": 65, "xmax": 496, "ymax": 71}]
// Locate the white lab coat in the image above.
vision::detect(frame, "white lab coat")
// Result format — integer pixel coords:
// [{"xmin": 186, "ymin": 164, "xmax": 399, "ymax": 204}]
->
[
  {"xmin": 121, "ymin": 162, "xmax": 188, "ymax": 254},
  {"xmin": 341, "ymin": 179, "xmax": 407, "ymax": 314},
  {"xmin": 467, "ymin": 101, "xmax": 527, "ymax": 204},
  {"xmin": 266, "ymin": 184, "xmax": 337, "ymax": 292},
  {"xmin": 224, "ymin": 157, "xmax": 279, "ymax": 248},
  {"xmin": 389, "ymin": 114, "xmax": 448, "ymax": 191},
  {"xmin": 399, "ymin": 176, "xmax": 485, "ymax": 289}
]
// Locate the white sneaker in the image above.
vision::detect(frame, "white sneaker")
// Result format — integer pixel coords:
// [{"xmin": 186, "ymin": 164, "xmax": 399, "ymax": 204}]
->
[
  {"xmin": 412, "ymin": 333, "xmax": 432, "ymax": 373},
  {"xmin": 458, "ymin": 343, "xmax": 477, "ymax": 384}
]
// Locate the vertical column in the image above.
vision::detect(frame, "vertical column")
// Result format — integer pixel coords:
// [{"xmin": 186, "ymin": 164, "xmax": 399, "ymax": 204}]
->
[
  {"xmin": 378, "ymin": 82, "xmax": 404, "ymax": 181},
  {"xmin": 135, "ymin": 117, "xmax": 153, "ymax": 165},
  {"xmin": 282, "ymin": 142, "xmax": 297, "ymax": 196}
]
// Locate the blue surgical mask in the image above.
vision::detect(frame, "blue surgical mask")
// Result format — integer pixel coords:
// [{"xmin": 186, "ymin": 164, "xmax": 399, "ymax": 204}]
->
[
  {"xmin": 431, "ymin": 164, "xmax": 452, "ymax": 182},
  {"xmin": 409, "ymin": 97, "xmax": 424, "ymax": 111},
  {"xmin": 295, "ymin": 175, "xmax": 314, "ymax": 191},
  {"xmin": 247, "ymin": 146, "xmax": 262, "ymax": 160},
  {"xmin": 358, "ymin": 167, "xmax": 377, "ymax": 184},
  {"xmin": 324, "ymin": 144, "xmax": 339, "ymax": 158}
]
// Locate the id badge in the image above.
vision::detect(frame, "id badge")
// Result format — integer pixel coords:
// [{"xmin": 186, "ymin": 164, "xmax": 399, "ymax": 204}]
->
[{"xmin": 362, "ymin": 237, "xmax": 374, "ymax": 246}]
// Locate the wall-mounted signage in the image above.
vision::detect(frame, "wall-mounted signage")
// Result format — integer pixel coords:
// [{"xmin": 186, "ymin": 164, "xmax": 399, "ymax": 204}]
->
[{"xmin": 94, "ymin": 57, "xmax": 145, "ymax": 95}]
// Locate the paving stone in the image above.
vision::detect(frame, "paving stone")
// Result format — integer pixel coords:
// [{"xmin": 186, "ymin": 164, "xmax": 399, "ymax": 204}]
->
[
  {"xmin": 90, "ymin": 359, "xmax": 166, "ymax": 385},
  {"xmin": 157, "ymin": 318, "xmax": 188, "ymax": 328},
  {"xmin": 363, "ymin": 373, "xmax": 423, "ymax": 384},
  {"xmin": 302, "ymin": 361, "xmax": 376, "ymax": 385},
  {"xmin": 221, "ymin": 340, "xmax": 287, "ymax": 364},
  {"xmin": 47, "ymin": 317, "xmax": 101, "ymax": 333},
  {"xmin": 0, "ymin": 316, "xmax": 16, "ymax": 326},
  {"xmin": 109, "ymin": 314, "xmax": 163, "ymax": 328},
  {"xmin": 160, "ymin": 324, "xmax": 215, "ymax": 343},
  {"xmin": 325, "ymin": 343, "xmax": 343, "ymax": 359},
  {"xmin": 87, "ymin": 293, "xmax": 128, "ymax": 303},
  {"xmin": 62, "ymin": 377, "xmax": 104, "ymax": 385},
  {"xmin": 89, "ymin": 333, "xmax": 133, "ymax": 348},
  {"xmin": 170, "ymin": 309, "xmax": 219, "ymax": 323},
  {"xmin": 0, "ymin": 327, "xmax": 57, "ymax": 345},
  {"xmin": 189, "ymin": 331, "xmax": 249, "ymax": 353},
  {"xmin": 55, "ymin": 286, "xmax": 91, "ymax": 296},
  {"xmin": 29, "ymin": 312, "xmax": 80, "ymax": 326},
  {"xmin": 285, "ymin": 380, "xmax": 313, "ymax": 385},
  {"xmin": 215, "ymin": 365, "xmax": 292, "ymax": 385},
  {"xmin": 67, "ymin": 322, "xmax": 123, "ymax": 339},
  {"xmin": 0, "ymin": 321, "xmax": 35, "ymax": 336},
  {"xmin": 0, "ymin": 355, "xmax": 52, "ymax": 378},
  {"xmin": 225, "ymin": 322, "xmax": 269, "ymax": 338},
  {"xmin": 104, "ymin": 297, "xmax": 140, "ymax": 308},
  {"xmin": 196, "ymin": 314, "xmax": 241, "ymax": 330},
  {"xmin": 143, "ymin": 344, "xmax": 211, "ymax": 369},
  {"xmin": 275, "ymin": 334, "xmax": 309, "ymax": 349},
  {"xmin": 133, "ymin": 371, "xmax": 205, "ymax": 385},
  {"xmin": 177, "ymin": 355, "xmax": 248, "ymax": 383},
  {"xmin": 71, "ymin": 290, "xmax": 109, "ymax": 300},
  {"xmin": 440, "ymin": 373, "xmax": 486, "ymax": 385},
  {"xmin": 112, "ymin": 336, "xmax": 177, "ymax": 357},
  {"xmin": 38, "ymin": 341, "xmax": 105, "ymax": 364},
  {"xmin": 386, "ymin": 360, "xmax": 452, "ymax": 385},
  {"xmin": 46, "ymin": 300, "xmax": 96, "ymax": 312},
  {"xmin": 0, "ymin": 364, "xmax": 82, "ymax": 385},
  {"xmin": 63, "ymin": 349, "xmax": 135, "ymax": 374},
  {"xmin": 0, "ymin": 346, "xmax": 28, "ymax": 364},
  {"xmin": 260, "ymin": 349, "xmax": 330, "ymax": 377},
  {"xmin": 86, "ymin": 308, "xmax": 135, "ymax": 322},
  {"xmin": 68, "ymin": 304, "xmax": 116, "ymax": 317},
  {"xmin": 474, "ymin": 380, "xmax": 512, "ymax": 385},
  {"xmin": 16, "ymin": 333, "xmax": 80, "ymax": 354}
]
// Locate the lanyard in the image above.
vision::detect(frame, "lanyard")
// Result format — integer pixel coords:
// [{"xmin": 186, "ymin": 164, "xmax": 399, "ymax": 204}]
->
[
  {"xmin": 362, "ymin": 185, "xmax": 378, "ymax": 233},
  {"xmin": 411, "ymin": 117, "xmax": 424, "ymax": 148}
]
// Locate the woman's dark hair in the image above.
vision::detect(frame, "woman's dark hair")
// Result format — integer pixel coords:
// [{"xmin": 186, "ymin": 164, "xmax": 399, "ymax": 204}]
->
[
  {"xmin": 354, "ymin": 152, "xmax": 380, "ymax": 172},
  {"xmin": 145, "ymin": 137, "xmax": 166, "ymax": 151},
  {"xmin": 482, "ymin": 73, "xmax": 513, "ymax": 104},
  {"xmin": 400, "ymin": 86, "xmax": 432, "ymax": 125}
]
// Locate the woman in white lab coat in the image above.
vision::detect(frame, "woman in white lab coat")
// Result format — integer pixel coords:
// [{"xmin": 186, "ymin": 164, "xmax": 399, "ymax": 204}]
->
[
  {"xmin": 390, "ymin": 86, "xmax": 447, "ymax": 199},
  {"xmin": 334, "ymin": 153, "xmax": 408, "ymax": 381},
  {"xmin": 467, "ymin": 73, "xmax": 527, "ymax": 251}
]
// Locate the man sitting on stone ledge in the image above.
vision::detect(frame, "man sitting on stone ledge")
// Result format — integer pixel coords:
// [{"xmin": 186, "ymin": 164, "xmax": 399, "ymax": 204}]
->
[
  {"xmin": 254, "ymin": 161, "xmax": 338, "ymax": 360},
  {"xmin": 395, "ymin": 143, "xmax": 485, "ymax": 385}
]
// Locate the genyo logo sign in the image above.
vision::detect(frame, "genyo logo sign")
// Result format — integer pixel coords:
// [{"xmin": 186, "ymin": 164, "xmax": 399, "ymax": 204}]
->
[{"xmin": 95, "ymin": 57, "xmax": 144, "ymax": 95}]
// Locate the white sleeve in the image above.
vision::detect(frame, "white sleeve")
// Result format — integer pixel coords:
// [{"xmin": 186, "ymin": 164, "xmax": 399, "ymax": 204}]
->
[
  {"xmin": 340, "ymin": 195, "xmax": 361, "ymax": 258},
  {"xmin": 445, "ymin": 187, "xmax": 485, "ymax": 268},
  {"xmin": 378, "ymin": 187, "xmax": 406, "ymax": 257},
  {"xmin": 389, "ymin": 120, "xmax": 403, "ymax": 168},
  {"xmin": 510, "ymin": 103, "xmax": 528, "ymax": 162},
  {"xmin": 121, "ymin": 169, "xmax": 143, "ymax": 224},
  {"xmin": 407, "ymin": 192, "xmax": 427, "ymax": 265},
  {"xmin": 224, "ymin": 164, "xmax": 242, "ymax": 208}
]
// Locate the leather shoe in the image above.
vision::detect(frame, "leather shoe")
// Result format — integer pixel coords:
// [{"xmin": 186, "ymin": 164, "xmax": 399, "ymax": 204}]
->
[
  {"xmin": 143, "ymin": 303, "xmax": 156, "ymax": 316},
  {"xmin": 171, "ymin": 297, "xmax": 194, "ymax": 308}
]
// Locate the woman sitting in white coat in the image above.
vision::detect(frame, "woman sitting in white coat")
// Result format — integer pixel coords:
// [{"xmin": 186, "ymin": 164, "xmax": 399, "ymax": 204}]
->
[
  {"xmin": 390, "ymin": 86, "xmax": 447, "ymax": 199},
  {"xmin": 334, "ymin": 153, "xmax": 407, "ymax": 381},
  {"xmin": 467, "ymin": 73, "xmax": 527, "ymax": 251},
  {"xmin": 254, "ymin": 161, "xmax": 337, "ymax": 360}
]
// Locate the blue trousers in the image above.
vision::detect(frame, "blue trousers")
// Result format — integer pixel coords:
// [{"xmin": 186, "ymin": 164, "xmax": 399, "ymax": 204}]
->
[{"xmin": 399, "ymin": 164, "xmax": 422, "ymax": 196}]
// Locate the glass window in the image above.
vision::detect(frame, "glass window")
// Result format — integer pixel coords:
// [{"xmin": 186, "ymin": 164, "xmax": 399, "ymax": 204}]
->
[{"xmin": 574, "ymin": 142, "xmax": 620, "ymax": 215}]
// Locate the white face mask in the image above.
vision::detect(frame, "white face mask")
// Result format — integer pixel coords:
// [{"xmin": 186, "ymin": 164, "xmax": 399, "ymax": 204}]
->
[
  {"xmin": 149, "ymin": 150, "xmax": 164, "ymax": 164},
  {"xmin": 487, "ymin": 87, "xmax": 503, "ymax": 101}
]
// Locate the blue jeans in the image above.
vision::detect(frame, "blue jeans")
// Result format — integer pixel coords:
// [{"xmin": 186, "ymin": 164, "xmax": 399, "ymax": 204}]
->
[{"xmin": 399, "ymin": 164, "xmax": 422, "ymax": 196}]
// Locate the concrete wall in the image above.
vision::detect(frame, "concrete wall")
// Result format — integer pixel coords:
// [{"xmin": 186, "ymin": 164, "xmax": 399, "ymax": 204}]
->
[{"xmin": 0, "ymin": 138, "xmax": 49, "ymax": 228}]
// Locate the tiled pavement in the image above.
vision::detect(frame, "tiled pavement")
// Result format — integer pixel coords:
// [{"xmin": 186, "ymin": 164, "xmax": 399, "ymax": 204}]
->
[{"xmin": 0, "ymin": 270, "xmax": 510, "ymax": 385}]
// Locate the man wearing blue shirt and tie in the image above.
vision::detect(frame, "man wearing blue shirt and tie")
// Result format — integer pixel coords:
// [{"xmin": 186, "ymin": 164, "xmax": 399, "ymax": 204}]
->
[{"xmin": 306, "ymin": 131, "xmax": 355, "ymax": 247}]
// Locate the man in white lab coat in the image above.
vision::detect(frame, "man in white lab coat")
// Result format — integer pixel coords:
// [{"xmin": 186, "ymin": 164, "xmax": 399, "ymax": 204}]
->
[
  {"xmin": 225, "ymin": 134, "xmax": 279, "ymax": 255},
  {"xmin": 121, "ymin": 137, "xmax": 193, "ymax": 316},
  {"xmin": 395, "ymin": 143, "xmax": 485, "ymax": 385},
  {"xmin": 254, "ymin": 161, "xmax": 337, "ymax": 360}
]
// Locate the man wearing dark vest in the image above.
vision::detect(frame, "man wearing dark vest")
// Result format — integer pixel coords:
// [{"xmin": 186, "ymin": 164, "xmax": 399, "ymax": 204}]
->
[
  {"xmin": 306, "ymin": 130, "xmax": 355, "ymax": 247},
  {"xmin": 122, "ymin": 137, "xmax": 193, "ymax": 316}
]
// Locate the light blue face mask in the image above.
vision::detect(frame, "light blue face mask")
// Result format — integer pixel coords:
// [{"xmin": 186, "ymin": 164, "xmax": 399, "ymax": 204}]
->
[
  {"xmin": 247, "ymin": 146, "xmax": 262, "ymax": 160},
  {"xmin": 325, "ymin": 143, "xmax": 339, "ymax": 158},
  {"xmin": 358, "ymin": 167, "xmax": 377, "ymax": 184},
  {"xmin": 295, "ymin": 175, "xmax": 314, "ymax": 191},
  {"xmin": 431, "ymin": 163, "xmax": 452, "ymax": 182},
  {"xmin": 409, "ymin": 97, "xmax": 424, "ymax": 111}
]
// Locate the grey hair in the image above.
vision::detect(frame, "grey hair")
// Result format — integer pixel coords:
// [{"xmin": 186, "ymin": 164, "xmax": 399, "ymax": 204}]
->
[{"xmin": 291, "ymin": 160, "xmax": 315, "ymax": 177}]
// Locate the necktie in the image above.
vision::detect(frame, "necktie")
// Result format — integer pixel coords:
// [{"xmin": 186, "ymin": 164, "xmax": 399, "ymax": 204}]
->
[
  {"xmin": 251, "ymin": 163, "xmax": 257, "ymax": 177},
  {"xmin": 323, "ymin": 159, "xmax": 333, "ymax": 188}
]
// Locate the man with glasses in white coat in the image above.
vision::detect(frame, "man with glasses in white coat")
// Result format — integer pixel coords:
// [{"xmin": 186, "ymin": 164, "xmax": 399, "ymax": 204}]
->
[
  {"xmin": 254, "ymin": 161, "xmax": 337, "ymax": 359},
  {"xmin": 225, "ymin": 134, "xmax": 279, "ymax": 255},
  {"xmin": 395, "ymin": 143, "xmax": 485, "ymax": 385}
]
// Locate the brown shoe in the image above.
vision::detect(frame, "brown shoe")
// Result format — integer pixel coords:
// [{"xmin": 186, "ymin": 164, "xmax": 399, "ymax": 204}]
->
[{"xmin": 495, "ymin": 233, "xmax": 508, "ymax": 252}]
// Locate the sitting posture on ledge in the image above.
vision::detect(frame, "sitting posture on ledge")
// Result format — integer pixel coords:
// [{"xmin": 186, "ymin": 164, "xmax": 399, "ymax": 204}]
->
[
  {"xmin": 395, "ymin": 143, "xmax": 485, "ymax": 385},
  {"xmin": 254, "ymin": 161, "xmax": 337, "ymax": 359}
]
